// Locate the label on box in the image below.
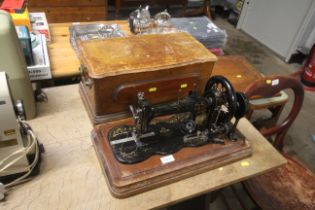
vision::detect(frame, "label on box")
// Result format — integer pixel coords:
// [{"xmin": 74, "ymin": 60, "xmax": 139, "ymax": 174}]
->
[
  {"xmin": 36, "ymin": 29, "xmax": 50, "ymax": 41},
  {"xmin": 160, "ymin": 155, "xmax": 175, "ymax": 164},
  {"xmin": 27, "ymin": 34, "xmax": 51, "ymax": 81},
  {"xmin": 29, "ymin": 12, "xmax": 51, "ymax": 42},
  {"xmin": 28, "ymin": 68, "xmax": 51, "ymax": 81}
]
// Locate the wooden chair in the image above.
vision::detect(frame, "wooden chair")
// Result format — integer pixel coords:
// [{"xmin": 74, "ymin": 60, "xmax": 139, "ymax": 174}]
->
[
  {"xmin": 246, "ymin": 90, "xmax": 288, "ymax": 129},
  {"xmin": 243, "ymin": 76, "xmax": 315, "ymax": 209},
  {"xmin": 183, "ymin": 0, "xmax": 212, "ymax": 19},
  {"xmin": 114, "ymin": 0, "xmax": 187, "ymax": 19}
]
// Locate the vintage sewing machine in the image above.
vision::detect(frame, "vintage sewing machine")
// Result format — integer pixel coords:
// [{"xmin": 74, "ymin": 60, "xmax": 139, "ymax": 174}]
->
[
  {"xmin": 92, "ymin": 75, "xmax": 251, "ymax": 197},
  {"xmin": 107, "ymin": 76, "xmax": 248, "ymax": 164}
]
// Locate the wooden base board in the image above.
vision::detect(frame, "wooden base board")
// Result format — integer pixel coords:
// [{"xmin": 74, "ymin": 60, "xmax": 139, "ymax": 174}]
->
[{"xmin": 92, "ymin": 118, "xmax": 252, "ymax": 198}]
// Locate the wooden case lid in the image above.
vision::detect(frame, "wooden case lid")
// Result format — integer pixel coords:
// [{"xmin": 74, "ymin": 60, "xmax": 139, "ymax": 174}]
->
[{"xmin": 78, "ymin": 32, "xmax": 217, "ymax": 79}]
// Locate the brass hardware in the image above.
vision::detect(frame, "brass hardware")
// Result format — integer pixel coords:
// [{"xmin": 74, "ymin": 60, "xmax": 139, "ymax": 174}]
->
[{"xmin": 79, "ymin": 65, "xmax": 93, "ymax": 88}]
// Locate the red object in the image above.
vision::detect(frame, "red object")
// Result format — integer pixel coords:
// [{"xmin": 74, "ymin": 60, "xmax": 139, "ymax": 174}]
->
[
  {"xmin": 0, "ymin": 0, "xmax": 25, "ymax": 13},
  {"xmin": 208, "ymin": 48, "xmax": 224, "ymax": 56},
  {"xmin": 291, "ymin": 68, "xmax": 315, "ymax": 92},
  {"xmin": 302, "ymin": 43, "xmax": 315, "ymax": 87}
]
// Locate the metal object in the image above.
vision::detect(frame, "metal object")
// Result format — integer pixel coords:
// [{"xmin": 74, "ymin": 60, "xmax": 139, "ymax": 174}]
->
[
  {"xmin": 129, "ymin": 5, "xmax": 151, "ymax": 34},
  {"xmin": 69, "ymin": 23, "xmax": 125, "ymax": 56},
  {"xmin": 154, "ymin": 10, "xmax": 171, "ymax": 27},
  {"xmin": 15, "ymin": 100, "xmax": 26, "ymax": 120},
  {"xmin": 108, "ymin": 76, "xmax": 249, "ymax": 164},
  {"xmin": 80, "ymin": 65, "xmax": 93, "ymax": 88}
]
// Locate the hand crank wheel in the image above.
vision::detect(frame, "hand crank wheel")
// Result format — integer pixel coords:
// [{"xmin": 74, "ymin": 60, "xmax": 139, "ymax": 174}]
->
[{"xmin": 204, "ymin": 76, "xmax": 237, "ymax": 123}]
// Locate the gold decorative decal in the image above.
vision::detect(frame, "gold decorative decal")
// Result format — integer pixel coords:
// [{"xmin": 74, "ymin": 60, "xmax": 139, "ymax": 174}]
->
[
  {"xmin": 180, "ymin": 83, "xmax": 188, "ymax": 89},
  {"xmin": 148, "ymin": 87, "xmax": 157, "ymax": 92},
  {"xmin": 0, "ymin": 139, "xmax": 18, "ymax": 148},
  {"xmin": 4, "ymin": 129, "xmax": 16, "ymax": 136}
]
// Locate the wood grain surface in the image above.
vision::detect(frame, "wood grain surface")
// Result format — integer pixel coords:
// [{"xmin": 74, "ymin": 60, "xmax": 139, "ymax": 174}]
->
[
  {"xmin": 48, "ymin": 21, "xmax": 131, "ymax": 78},
  {"xmin": 78, "ymin": 32, "xmax": 216, "ymax": 78},
  {"xmin": 0, "ymin": 84, "xmax": 286, "ymax": 210},
  {"xmin": 93, "ymin": 119, "xmax": 251, "ymax": 198},
  {"xmin": 78, "ymin": 32, "xmax": 217, "ymax": 121},
  {"xmin": 48, "ymin": 21, "xmax": 261, "ymax": 84},
  {"xmin": 211, "ymin": 55, "xmax": 263, "ymax": 92},
  {"xmin": 79, "ymin": 62, "xmax": 215, "ymax": 121},
  {"xmin": 244, "ymin": 155, "xmax": 315, "ymax": 210},
  {"xmin": 28, "ymin": 0, "xmax": 107, "ymax": 23},
  {"xmin": 29, "ymin": 6, "xmax": 107, "ymax": 23},
  {"xmin": 29, "ymin": 0, "xmax": 106, "ymax": 7},
  {"xmin": 113, "ymin": 74, "xmax": 199, "ymax": 103}
]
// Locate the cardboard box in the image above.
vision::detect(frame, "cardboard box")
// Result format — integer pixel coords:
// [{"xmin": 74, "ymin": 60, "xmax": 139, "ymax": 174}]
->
[
  {"xmin": 27, "ymin": 34, "xmax": 51, "ymax": 81},
  {"xmin": 10, "ymin": 7, "xmax": 31, "ymax": 31},
  {"xmin": 16, "ymin": 25, "xmax": 34, "ymax": 66},
  {"xmin": 29, "ymin": 12, "xmax": 51, "ymax": 42},
  {"xmin": 0, "ymin": 0, "xmax": 25, "ymax": 13}
]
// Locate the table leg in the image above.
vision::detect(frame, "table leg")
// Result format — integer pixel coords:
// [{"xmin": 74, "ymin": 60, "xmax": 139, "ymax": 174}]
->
[
  {"xmin": 181, "ymin": 0, "xmax": 212, "ymax": 19},
  {"xmin": 203, "ymin": 0, "xmax": 212, "ymax": 19},
  {"xmin": 115, "ymin": 0, "xmax": 122, "ymax": 19}
]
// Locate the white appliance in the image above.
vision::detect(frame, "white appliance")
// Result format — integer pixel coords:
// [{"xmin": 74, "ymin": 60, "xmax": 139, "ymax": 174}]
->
[
  {"xmin": 0, "ymin": 10, "xmax": 36, "ymax": 119},
  {"xmin": 0, "ymin": 72, "xmax": 31, "ymax": 177}
]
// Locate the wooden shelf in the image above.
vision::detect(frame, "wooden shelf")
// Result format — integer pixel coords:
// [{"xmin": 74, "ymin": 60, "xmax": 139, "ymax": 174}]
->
[{"xmin": 28, "ymin": 0, "xmax": 108, "ymax": 23}]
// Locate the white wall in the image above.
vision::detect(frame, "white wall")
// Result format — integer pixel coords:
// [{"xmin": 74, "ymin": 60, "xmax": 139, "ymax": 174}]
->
[
  {"xmin": 238, "ymin": 0, "xmax": 313, "ymax": 59},
  {"xmin": 298, "ymin": 10, "xmax": 315, "ymax": 54}
]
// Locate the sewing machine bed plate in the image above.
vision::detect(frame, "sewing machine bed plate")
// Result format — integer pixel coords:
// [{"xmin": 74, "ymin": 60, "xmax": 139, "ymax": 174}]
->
[{"xmin": 92, "ymin": 118, "xmax": 252, "ymax": 198}]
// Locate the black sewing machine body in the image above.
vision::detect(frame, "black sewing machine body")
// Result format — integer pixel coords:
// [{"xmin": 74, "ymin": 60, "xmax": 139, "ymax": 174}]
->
[{"xmin": 108, "ymin": 76, "xmax": 248, "ymax": 164}]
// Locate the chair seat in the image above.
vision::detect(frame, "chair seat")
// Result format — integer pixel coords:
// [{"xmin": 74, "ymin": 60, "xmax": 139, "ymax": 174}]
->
[{"xmin": 244, "ymin": 156, "xmax": 315, "ymax": 210}]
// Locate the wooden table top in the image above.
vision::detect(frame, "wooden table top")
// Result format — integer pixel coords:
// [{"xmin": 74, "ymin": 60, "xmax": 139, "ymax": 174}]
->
[
  {"xmin": 48, "ymin": 21, "xmax": 131, "ymax": 78},
  {"xmin": 48, "ymin": 21, "xmax": 263, "ymax": 91},
  {"xmin": 212, "ymin": 55, "xmax": 263, "ymax": 92},
  {"xmin": 0, "ymin": 84, "xmax": 286, "ymax": 210}
]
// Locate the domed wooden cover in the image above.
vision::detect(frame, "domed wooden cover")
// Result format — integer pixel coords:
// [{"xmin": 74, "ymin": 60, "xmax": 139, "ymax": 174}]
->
[{"xmin": 78, "ymin": 32, "xmax": 217, "ymax": 79}]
